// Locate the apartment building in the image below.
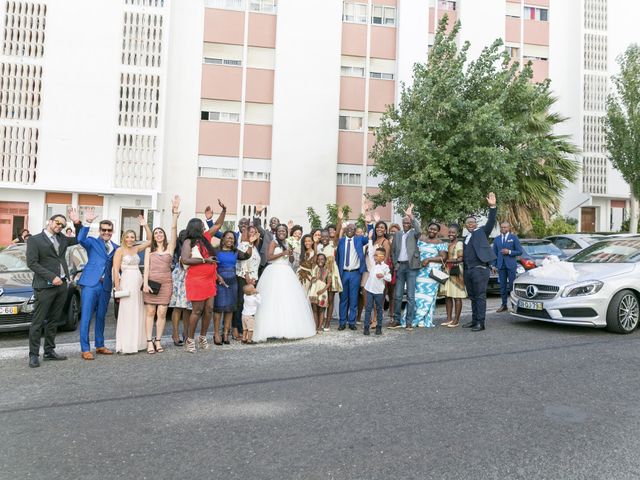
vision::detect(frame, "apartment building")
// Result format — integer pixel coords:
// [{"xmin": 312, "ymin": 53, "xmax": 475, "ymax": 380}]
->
[{"xmin": 0, "ymin": 0, "xmax": 635, "ymax": 244}]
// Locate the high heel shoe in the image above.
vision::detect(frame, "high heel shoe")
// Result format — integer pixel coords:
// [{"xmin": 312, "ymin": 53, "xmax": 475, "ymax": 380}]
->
[
  {"xmin": 222, "ymin": 334, "xmax": 230, "ymax": 345},
  {"xmin": 213, "ymin": 335, "xmax": 222, "ymax": 346},
  {"xmin": 146, "ymin": 339, "xmax": 155, "ymax": 354},
  {"xmin": 154, "ymin": 338, "xmax": 164, "ymax": 353}
]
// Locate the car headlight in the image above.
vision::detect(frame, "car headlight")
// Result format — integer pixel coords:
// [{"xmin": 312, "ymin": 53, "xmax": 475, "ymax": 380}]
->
[
  {"xmin": 516, "ymin": 265, "xmax": 525, "ymax": 276},
  {"xmin": 561, "ymin": 281, "xmax": 604, "ymax": 298},
  {"xmin": 21, "ymin": 294, "xmax": 36, "ymax": 313}
]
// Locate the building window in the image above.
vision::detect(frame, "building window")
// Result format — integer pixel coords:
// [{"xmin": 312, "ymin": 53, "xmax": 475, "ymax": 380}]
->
[
  {"xmin": 249, "ymin": 0, "xmax": 277, "ymax": 13},
  {"xmin": 523, "ymin": 55, "xmax": 548, "ymax": 62},
  {"xmin": 198, "ymin": 167, "xmax": 238, "ymax": 179},
  {"xmin": 438, "ymin": 0, "xmax": 456, "ymax": 11},
  {"xmin": 243, "ymin": 171, "xmax": 270, "ymax": 181},
  {"xmin": 204, "ymin": 57, "xmax": 242, "ymax": 66},
  {"xmin": 506, "ymin": 46, "xmax": 519, "ymax": 59},
  {"xmin": 342, "ymin": 2, "xmax": 368, "ymax": 23},
  {"xmin": 524, "ymin": 6, "xmax": 548, "ymax": 21},
  {"xmin": 205, "ymin": 0, "xmax": 245, "ymax": 10},
  {"xmin": 370, "ymin": 71, "xmax": 394, "ymax": 80},
  {"xmin": 339, "ymin": 115, "xmax": 363, "ymax": 131},
  {"xmin": 341, "ymin": 66, "xmax": 365, "ymax": 77},
  {"xmin": 201, "ymin": 111, "xmax": 240, "ymax": 123},
  {"xmin": 337, "ymin": 172, "xmax": 362, "ymax": 186},
  {"xmin": 371, "ymin": 5, "xmax": 395, "ymax": 25}
]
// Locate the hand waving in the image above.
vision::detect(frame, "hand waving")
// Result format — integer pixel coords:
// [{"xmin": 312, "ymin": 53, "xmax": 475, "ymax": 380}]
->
[
  {"xmin": 67, "ymin": 207, "xmax": 80, "ymax": 224},
  {"xmin": 137, "ymin": 214, "xmax": 146, "ymax": 226},
  {"xmin": 171, "ymin": 195, "xmax": 181, "ymax": 215},
  {"xmin": 218, "ymin": 198, "xmax": 227, "ymax": 211},
  {"xmin": 204, "ymin": 205, "xmax": 213, "ymax": 220},
  {"xmin": 406, "ymin": 203, "xmax": 414, "ymax": 218},
  {"xmin": 373, "ymin": 211, "xmax": 381, "ymax": 223},
  {"xmin": 84, "ymin": 207, "xmax": 97, "ymax": 224},
  {"xmin": 486, "ymin": 192, "xmax": 496, "ymax": 207},
  {"xmin": 337, "ymin": 208, "xmax": 344, "ymax": 221}
]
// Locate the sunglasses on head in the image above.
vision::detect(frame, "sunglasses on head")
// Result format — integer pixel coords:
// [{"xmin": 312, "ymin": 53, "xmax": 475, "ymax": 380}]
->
[{"xmin": 101, "ymin": 228, "xmax": 113, "ymax": 233}]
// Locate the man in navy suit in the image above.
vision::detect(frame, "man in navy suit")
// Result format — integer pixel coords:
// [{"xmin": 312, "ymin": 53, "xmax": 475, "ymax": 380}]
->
[
  {"xmin": 462, "ymin": 193, "xmax": 497, "ymax": 332},
  {"xmin": 336, "ymin": 223, "xmax": 369, "ymax": 330},
  {"xmin": 492, "ymin": 221, "xmax": 523, "ymax": 312},
  {"xmin": 70, "ymin": 208, "xmax": 118, "ymax": 360}
]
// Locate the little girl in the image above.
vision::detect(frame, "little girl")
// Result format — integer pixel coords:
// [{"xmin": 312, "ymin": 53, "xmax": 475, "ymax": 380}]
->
[{"xmin": 308, "ymin": 253, "xmax": 331, "ymax": 333}]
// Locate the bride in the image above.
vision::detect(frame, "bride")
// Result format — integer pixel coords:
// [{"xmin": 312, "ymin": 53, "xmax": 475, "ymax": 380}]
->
[{"xmin": 253, "ymin": 224, "xmax": 316, "ymax": 342}]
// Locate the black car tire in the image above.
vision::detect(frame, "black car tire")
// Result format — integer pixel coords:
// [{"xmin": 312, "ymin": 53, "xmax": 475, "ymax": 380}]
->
[
  {"xmin": 606, "ymin": 289, "xmax": 640, "ymax": 334},
  {"xmin": 61, "ymin": 293, "xmax": 81, "ymax": 332}
]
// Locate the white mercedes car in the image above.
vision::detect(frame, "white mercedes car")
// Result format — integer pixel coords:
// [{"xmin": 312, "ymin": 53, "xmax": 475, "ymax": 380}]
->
[{"xmin": 510, "ymin": 238, "xmax": 640, "ymax": 333}]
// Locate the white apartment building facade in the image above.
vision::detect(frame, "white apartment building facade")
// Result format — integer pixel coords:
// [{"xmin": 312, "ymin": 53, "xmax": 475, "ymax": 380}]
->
[{"xmin": 0, "ymin": 0, "xmax": 636, "ymax": 244}]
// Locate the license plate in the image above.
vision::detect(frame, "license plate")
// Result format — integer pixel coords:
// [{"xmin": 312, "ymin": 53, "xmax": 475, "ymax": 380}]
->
[
  {"xmin": 518, "ymin": 300, "xmax": 543, "ymax": 311},
  {"xmin": 0, "ymin": 306, "xmax": 18, "ymax": 315}
]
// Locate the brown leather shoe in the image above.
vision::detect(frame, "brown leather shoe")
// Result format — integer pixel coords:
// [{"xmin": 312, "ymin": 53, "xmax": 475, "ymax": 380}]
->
[
  {"xmin": 496, "ymin": 305, "xmax": 508, "ymax": 313},
  {"xmin": 81, "ymin": 351, "xmax": 94, "ymax": 360},
  {"xmin": 95, "ymin": 347, "xmax": 113, "ymax": 355}
]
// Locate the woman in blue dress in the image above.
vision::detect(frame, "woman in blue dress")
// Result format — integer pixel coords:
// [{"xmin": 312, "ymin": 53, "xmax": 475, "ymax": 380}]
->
[{"xmin": 411, "ymin": 223, "xmax": 448, "ymax": 328}]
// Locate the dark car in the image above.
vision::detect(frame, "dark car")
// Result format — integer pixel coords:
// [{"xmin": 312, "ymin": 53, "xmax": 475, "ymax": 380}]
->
[{"xmin": 0, "ymin": 244, "xmax": 87, "ymax": 332}]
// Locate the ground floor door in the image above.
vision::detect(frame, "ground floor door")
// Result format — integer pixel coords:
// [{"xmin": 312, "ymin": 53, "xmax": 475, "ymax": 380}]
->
[{"xmin": 581, "ymin": 207, "xmax": 596, "ymax": 233}]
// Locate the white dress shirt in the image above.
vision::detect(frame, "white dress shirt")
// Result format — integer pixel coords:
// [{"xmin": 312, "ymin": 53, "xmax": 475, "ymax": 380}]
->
[
  {"xmin": 43, "ymin": 229, "xmax": 65, "ymax": 278},
  {"xmin": 364, "ymin": 242, "xmax": 391, "ymax": 294},
  {"xmin": 242, "ymin": 293, "xmax": 262, "ymax": 316},
  {"xmin": 398, "ymin": 230, "xmax": 411, "ymax": 261}
]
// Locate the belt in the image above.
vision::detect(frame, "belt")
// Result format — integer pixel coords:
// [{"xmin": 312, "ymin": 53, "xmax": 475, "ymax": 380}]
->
[{"xmin": 343, "ymin": 268, "xmax": 359, "ymax": 272}]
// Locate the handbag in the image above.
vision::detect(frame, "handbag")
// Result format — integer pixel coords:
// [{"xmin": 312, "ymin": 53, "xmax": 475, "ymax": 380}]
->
[
  {"xmin": 142, "ymin": 279, "xmax": 161, "ymax": 295},
  {"xmin": 429, "ymin": 259, "xmax": 450, "ymax": 285},
  {"xmin": 113, "ymin": 290, "xmax": 130, "ymax": 299}
]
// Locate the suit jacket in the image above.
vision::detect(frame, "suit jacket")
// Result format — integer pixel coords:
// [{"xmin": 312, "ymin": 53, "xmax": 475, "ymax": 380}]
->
[
  {"xmin": 492, "ymin": 232, "xmax": 523, "ymax": 270},
  {"xmin": 391, "ymin": 218, "xmax": 422, "ymax": 270},
  {"xmin": 336, "ymin": 234, "xmax": 369, "ymax": 276},
  {"xmin": 77, "ymin": 226, "xmax": 118, "ymax": 291},
  {"xmin": 254, "ymin": 217, "xmax": 274, "ymax": 267},
  {"xmin": 26, "ymin": 229, "xmax": 79, "ymax": 289},
  {"xmin": 464, "ymin": 207, "xmax": 498, "ymax": 265}
]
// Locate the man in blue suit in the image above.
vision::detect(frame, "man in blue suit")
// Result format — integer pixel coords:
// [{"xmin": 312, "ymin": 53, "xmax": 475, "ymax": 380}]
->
[
  {"xmin": 336, "ymin": 223, "xmax": 369, "ymax": 330},
  {"xmin": 492, "ymin": 221, "xmax": 523, "ymax": 312},
  {"xmin": 70, "ymin": 208, "xmax": 118, "ymax": 360},
  {"xmin": 462, "ymin": 193, "xmax": 497, "ymax": 332}
]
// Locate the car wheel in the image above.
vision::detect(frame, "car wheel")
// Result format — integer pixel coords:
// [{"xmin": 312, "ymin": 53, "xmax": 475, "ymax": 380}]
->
[
  {"xmin": 606, "ymin": 289, "xmax": 640, "ymax": 334},
  {"xmin": 61, "ymin": 294, "xmax": 81, "ymax": 332}
]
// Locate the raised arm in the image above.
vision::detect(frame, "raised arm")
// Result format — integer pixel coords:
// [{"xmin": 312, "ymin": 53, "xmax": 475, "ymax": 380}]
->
[
  {"xmin": 168, "ymin": 195, "xmax": 180, "ymax": 254},
  {"xmin": 253, "ymin": 204, "xmax": 266, "ymax": 237},
  {"xmin": 142, "ymin": 247, "xmax": 151, "ymax": 293},
  {"xmin": 483, "ymin": 193, "xmax": 497, "ymax": 236},
  {"xmin": 135, "ymin": 215, "xmax": 153, "ymax": 253},
  {"xmin": 206, "ymin": 199, "xmax": 227, "ymax": 237}
]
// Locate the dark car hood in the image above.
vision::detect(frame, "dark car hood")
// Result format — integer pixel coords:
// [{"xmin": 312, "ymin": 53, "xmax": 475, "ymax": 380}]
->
[{"xmin": 0, "ymin": 270, "xmax": 33, "ymax": 295}]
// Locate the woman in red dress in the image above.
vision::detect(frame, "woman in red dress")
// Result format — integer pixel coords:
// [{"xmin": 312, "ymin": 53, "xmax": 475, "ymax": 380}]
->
[{"xmin": 180, "ymin": 218, "xmax": 220, "ymax": 353}]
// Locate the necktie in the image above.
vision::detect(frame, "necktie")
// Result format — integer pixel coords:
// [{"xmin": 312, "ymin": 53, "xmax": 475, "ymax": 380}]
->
[
  {"xmin": 346, "ymin": 238, "xmax": 352, "ymax": 267},
  {"xmin": 105, "ymin": 241, "xmax": 111, "ymax": 254},
  {"xmin": 51, "ymin": 235, "xmax": 60, "ymax": 254}
]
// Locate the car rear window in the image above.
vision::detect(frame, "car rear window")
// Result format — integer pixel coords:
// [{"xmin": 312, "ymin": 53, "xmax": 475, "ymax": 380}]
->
[
  {"xmin": 521, "ymin": 242, "xmax": 564, "ymax": 257},
  {"xmin": 569, "ymin": 239, "xmax": 640, "ymax": 263}
]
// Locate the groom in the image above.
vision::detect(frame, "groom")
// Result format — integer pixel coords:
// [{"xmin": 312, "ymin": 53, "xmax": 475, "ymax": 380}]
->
[
  {"xmin": 70, "ymin": 208, "xmax": 118, "ymax": 360},
  {"xmin": 336, "ymin": 223, "xmax": 369, "ymax": 330}
]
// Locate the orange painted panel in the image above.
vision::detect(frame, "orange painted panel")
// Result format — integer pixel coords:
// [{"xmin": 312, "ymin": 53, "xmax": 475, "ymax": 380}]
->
[
  {"xmin": 368, "ymin": 78, "xmax": 395, "ymax": 113},
  {"xmin": 245, "ymin": 68, "xmax": 274, "ymax": 104},
  {"xmin": 524, "ymin": 19, "xmax": 549, "ymax": 46},
  {"xmin": 45, "ymin": 193, "xmax": 72, "ymax": 204},
  {"xmin": 505, "ymin": 16, "xmax": 521, "ymax": 43},
  {"xmin": 370, "ymin": 26, "xmax": 396, "ymax": 60},
  {"xmin": 196, "ymin": 178, "xmax": 238, "ymax": 215},
  {"xmin": 199, "ymin": 121, "xmax": 240, "ymax": 157},
  {"xmin": 204, "ymin": 8, "xmax": 244, "ymax": 45},
  {"xmin": 338, "ymin": 131, "xmax": 365, "ymax": 165},
  {"xmin": 241, "ymin": 180, "xmax": 271, "ymax": 206},
  {"xmin": 243, "ymin": 124, "xmax": 272, "ymax": 159},
  {"xmin": 248, "ymin": 13, "xmax": 276, "ymax": 48},
  {"xmin": 78, "ymin": 194, "xmax": 104, "ymax": 206},
  {"xmin": 342, "ymin": 23, "xmax": 367, "ymax": 57},
  {"xmin": 201, "ymin": 64, "xmax": 242, "ymax": 101},
  {"xmin": 340, "ymin": 76, "xmax": 366, "ymax": 111},
  {"xmin": 526, "ymin": 0, "xmax": 549, "ymax": 6}
]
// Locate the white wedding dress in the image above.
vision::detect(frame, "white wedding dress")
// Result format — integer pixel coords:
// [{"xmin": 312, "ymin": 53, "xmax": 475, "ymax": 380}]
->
[{"xmin": 253, "ymin": 246, "xmax": 316, "ymax": 342}]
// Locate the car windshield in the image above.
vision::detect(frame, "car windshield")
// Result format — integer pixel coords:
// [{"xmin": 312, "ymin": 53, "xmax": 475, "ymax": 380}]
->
[
  {"xmin": 568, "ymin": 239, "xmax": 640, "ymax": 263},
  {"xmin": 0, "ymin": 247, "xmax": 29, "ymax": 272},
  {"xmin": 585, "ymin": 236, "xmax": 606, "ymax": 245},
  {"xmin": 522, "ymin": 242, "xmax": 564, "ymax": 257}
]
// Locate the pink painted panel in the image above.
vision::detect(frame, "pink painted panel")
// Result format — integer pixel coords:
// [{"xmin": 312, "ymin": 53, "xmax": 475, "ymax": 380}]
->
[
  {"xmin": 428, "ymin": 7, "xmax": 435, "ymax": 34},
  {"xmin": 505, "ymin": 16, "xmax": 521, "ymax": 43},
  {"xmin": 243, "ymin": 124, "xmax": 272, "ymax": 159},
  {"xmin": 336, "ymin": 186, "xmax": 364, "ymax": 216},
  {"xmin": 201, "ymin": 64, "xmax": 242, "ymax": 101},
  {"xmin": 438, "ymin": 10, "xmax": 457, "ymax": 33},
  {"xmin": 524, "ymin": 19, "xmax": 549, "ymax": 46},
  {"xmin": 368, "ymin": 78, "xmax": 395, "ymax": 113},
  {"xmin": 246, "ymin": 68, "xmax": 274, "ymax": 104},
  {"xmin": 366, "ymin": 133, "xmax": 376, "ymax": 165},
  {"xmin": 204, "ymin": 9, "xmax": 244, "ymax": 45},
  {"xmin": 340, "ymin": 77, "xmax": 366, "ymax": 111},
  {"xmin": 342, "ymin": 23, "xmax": 367, "ymax": 57},
  {"xmin": 241, "ymin": 180, "xmax": 271, "ymax": 206},
  {"xmin": 365, "ymin": 187, "xmax": 392, "ymax": 221},
  {"xmin": 199, "ymin": 121, "xmax": 240, "ymax": 157},
  {"xmin": 248, "ymin": 13, "xmax": 276, "ymax": 48},
  {"xmin": 376, "ymin": 0, "xmax": 396, "ymax": 5},
  {"xmin": 530, "ymin": 59, "xmax": 549, "ymax": 83},
  {"xmin": 526, "ymin": 0, "xmax": 549, "ymax": 6},
  {"xmin": 370, "ymin": 26, "xmax": 396, "ymax": 60},
  {"xmin": 196, "ymin": 178, "xmax": 238, "ymax": 215},
  {"xmin": 338, "ymin": 131, "xmax": 364, "ymax": 165}
]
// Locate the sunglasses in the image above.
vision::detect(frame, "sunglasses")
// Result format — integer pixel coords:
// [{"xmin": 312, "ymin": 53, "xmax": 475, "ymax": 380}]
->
[
  {"xmin": 101, "ymin": 228, "xmax": 113, "ymax": 233},
  {"xmin": 54, "ymin": 220, "xmax": 66, "ymax": 227}
]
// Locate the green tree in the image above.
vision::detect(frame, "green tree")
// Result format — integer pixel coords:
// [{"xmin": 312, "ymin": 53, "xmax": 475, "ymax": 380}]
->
[
  {"xmin": 369, "ymin": 16, "xmax": 577, "ymax": 229},
  {"xmin": 605, "ymin": 44, "xmax": 640, "ymax": 234},
  {"xmin": 306, "ymin": 207, "xmax": 322, "ymax": 230}
]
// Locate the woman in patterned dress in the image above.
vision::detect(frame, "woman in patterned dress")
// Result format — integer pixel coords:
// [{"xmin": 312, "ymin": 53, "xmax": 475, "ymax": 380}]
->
[
  {"xmin": 410, "ymin": 223, "xmax": 448, "ymax": 329},
  {"xmin": 441, "ymin": 224, "xmax": 467, "ymax": 328}
]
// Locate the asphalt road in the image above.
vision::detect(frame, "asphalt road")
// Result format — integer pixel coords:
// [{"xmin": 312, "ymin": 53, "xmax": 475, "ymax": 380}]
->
[{"xmin": 2, "ymin": 300, "xmax": 640, "ymax": 479}]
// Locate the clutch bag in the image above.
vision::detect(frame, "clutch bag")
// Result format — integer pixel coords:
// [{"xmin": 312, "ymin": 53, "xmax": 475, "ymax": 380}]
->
[
  {"xmin": 429, "ymin": 267, "xmax": 450, "ymax": 285},
  {"xmin": 143, "ymin": 279, "xmax": 161, "ymax": 295},
  {"xmin": 113, "ymin": 290, "xmax": 130, "ymax": 299}
]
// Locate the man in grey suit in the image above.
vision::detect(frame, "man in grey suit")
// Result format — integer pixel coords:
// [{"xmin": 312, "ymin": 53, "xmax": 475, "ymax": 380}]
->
[
  {"xmin": 389, "ymin": 203, "xmax": 421, "ymax": 330},
  {"xmin": 252, "ymin": 204, "xmax": 279, "ymax": 276}
]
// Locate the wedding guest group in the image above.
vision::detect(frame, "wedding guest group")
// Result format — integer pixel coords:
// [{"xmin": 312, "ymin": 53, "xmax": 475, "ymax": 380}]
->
[{"xmin": 25, "ymin": 192, "xmax": 501, "ymax": 367}]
